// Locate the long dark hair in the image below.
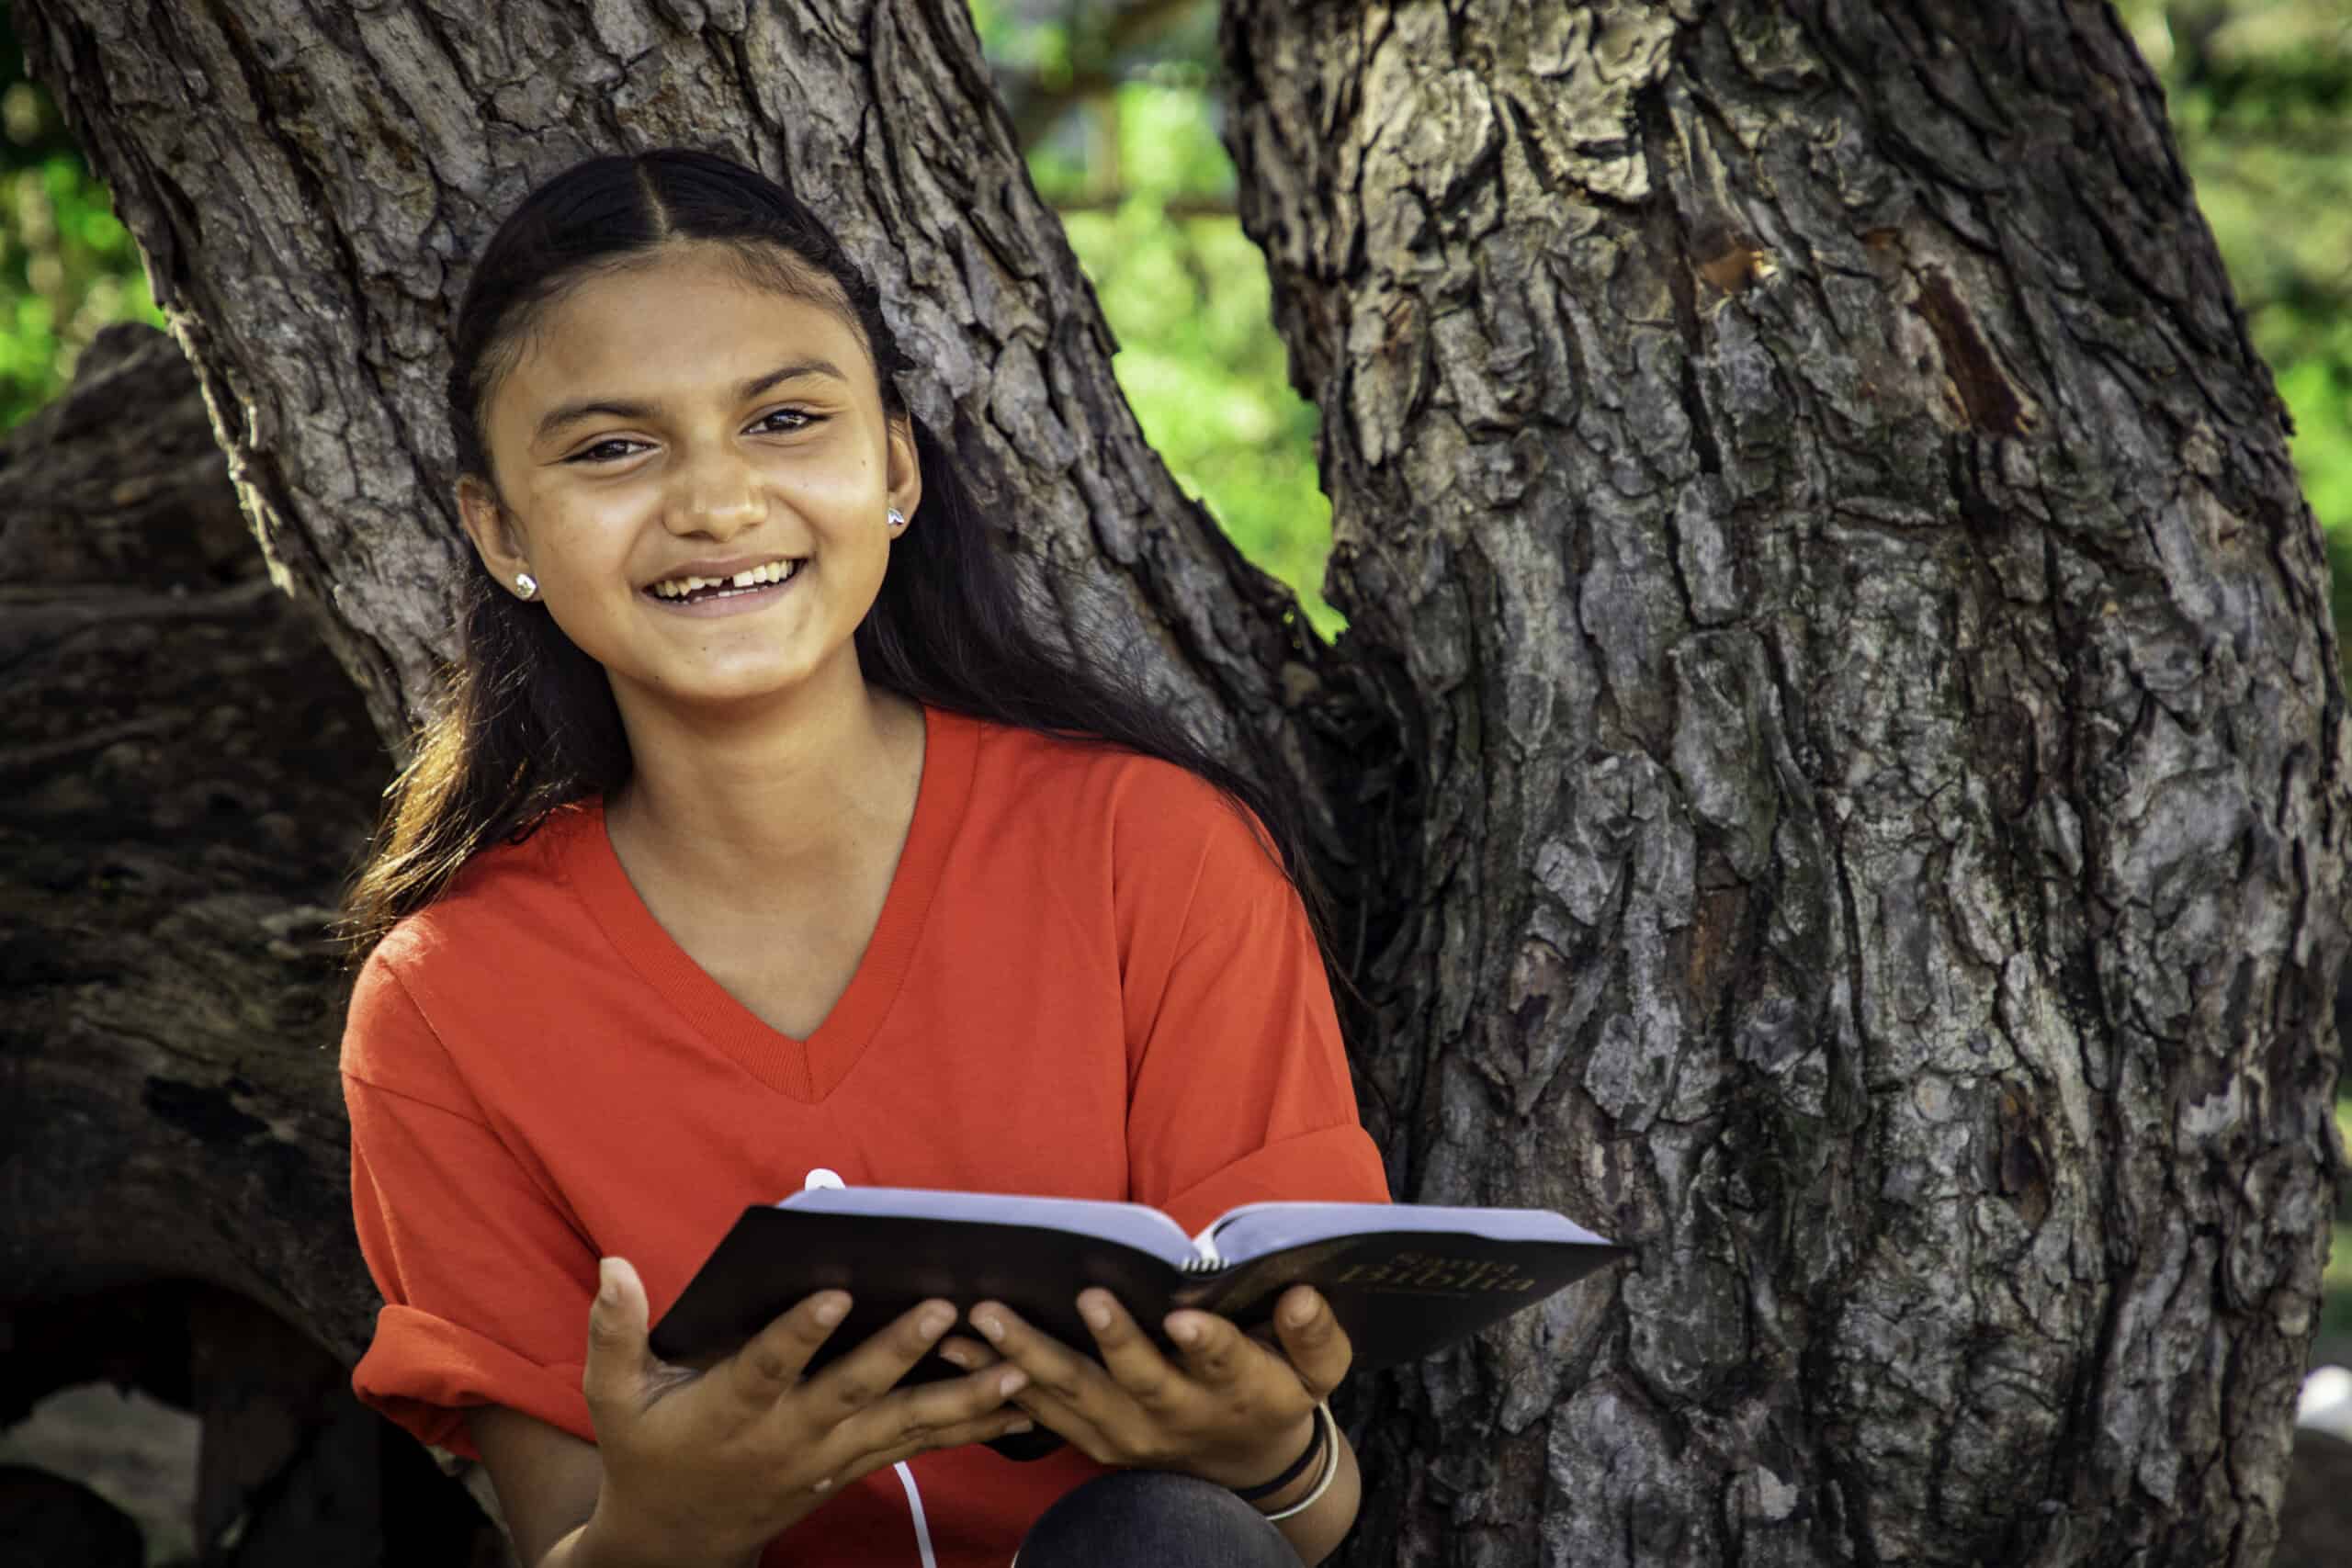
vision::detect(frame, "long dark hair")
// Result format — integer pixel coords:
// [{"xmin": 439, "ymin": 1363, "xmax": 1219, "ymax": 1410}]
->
[{"xmin": 341, "ymin": 148, "xmax": 1328, "ymax": 965}]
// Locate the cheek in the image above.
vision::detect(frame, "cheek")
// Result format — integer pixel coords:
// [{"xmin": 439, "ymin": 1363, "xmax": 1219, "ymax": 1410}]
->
[
  {"xmin": 529, "ymin": 491, "xmax": 652, "ymax": 563},
  {"xmin": 762, "ymin": 436, "xmax": 883, "ymax": 505}
]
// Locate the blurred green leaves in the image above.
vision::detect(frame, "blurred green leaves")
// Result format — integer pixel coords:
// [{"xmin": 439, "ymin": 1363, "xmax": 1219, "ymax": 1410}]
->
[
  {"xmin": 977, "ymin": 1, "xmax": 1338, "ymax": 633},
  {"xmin": 1054, "ymin": 90, "xmax": 1338, "ymax": 636},
  {"xmin": 0, "ymin": 15, "xmax": 164, "ymax": 431}
]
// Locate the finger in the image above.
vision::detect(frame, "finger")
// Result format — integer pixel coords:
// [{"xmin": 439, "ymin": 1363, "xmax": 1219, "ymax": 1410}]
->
[
  {"xmin": 824, "ymin": 1404, "xmax": 1042, "ymax": 1493},
  {"xmin": 933, "ymin": 1335, "xmax": 1001, "ymax": 1372},
  {"xmin": 840, "ymin": 1360, "xmax": 1033, "ymax": 1461},
  {"xmin": 582, "ymin": 1258, "xmax": 657, "ymax": 1419},
  {"xmin": 967, "ymin": 1302, "xmax": 1119, "ymax": 1416},
  {"xmin": 1162, "ymin": 1308, "xmax": 1260, "ymax": 1390},
  {"xmin": 805, "ymin": 1299, "xmax": 957, "ymax": 1417},
  {"xmin": 1270, "ymin": 1286, "xmax": 1353, "ymax": 1399},
  {"xmin": 720, "ymin": 1288, "xmax": 853, "ymax": 1410},
  {"xmin": 1075, "ymin": 1289, "xmax": 1180, "ymax": 1412},
  {"xmin": 882, "ymin": 1404, "xmax": 1039, "ymax": 1462},
  {"xmin": 999, "ymin": 1382, "xmax": 1123, "ymax": 1467}
]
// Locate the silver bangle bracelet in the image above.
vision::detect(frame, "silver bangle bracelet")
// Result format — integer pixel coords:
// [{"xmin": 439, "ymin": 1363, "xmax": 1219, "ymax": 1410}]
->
[{"xmin": 1261, "ymin": 1402, "xmax": 1341, "ymax": 1523}]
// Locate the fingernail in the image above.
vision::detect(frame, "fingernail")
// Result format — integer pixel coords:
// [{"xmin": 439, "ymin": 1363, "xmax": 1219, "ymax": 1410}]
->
[
  {"xmin": 1285, "ymin": 1295, "xmax": 1317, "ymax": 1328},
  {"xmin": 976, "ymin": 1313, "xmax": 1005, "ymax": 1344},
  {"xmin": 938, "ymin": 1343, "xmax": 972, "ymax": 1369},
  {"xmin": 999, "ymin": 1368, "xmax": 1030, "ymax": 1397},
  {"xmin": 1080, "ymin": 1294, "xmax": 1112, "ymax": 1331},
  {"xmin": 920, "ymin": 1306, "xmax": 955, "ymax": 1339},
  {"xmin": 596, "ymin": 1259, "xmax": 618, "ymax": 1304},
  {"xmin": 811, "ymin": 1477, "xmax": 832, "ymax": 1494},
  {"xmin": 813, "ymin": 1294, "xmax": 848, "ymax": 1328},
  {"xmin": 1006, "ymin": 1418, "xmax": 1035, "ymax": 1435},
  {"xmin": 1168, "ymin": 1317, "xmax": 1201, "ymax": 1347}
]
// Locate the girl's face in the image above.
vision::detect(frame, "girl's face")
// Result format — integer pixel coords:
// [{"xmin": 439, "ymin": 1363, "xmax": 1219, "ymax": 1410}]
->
[{"xmin": 458, "ymin": 242, "xmax": 920, "ymax": 718}]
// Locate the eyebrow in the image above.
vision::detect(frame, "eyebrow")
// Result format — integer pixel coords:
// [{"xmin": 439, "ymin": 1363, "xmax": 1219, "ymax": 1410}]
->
[{"xmin": 532, "ymin": 357, "xmax": 849, "ymax": 446}]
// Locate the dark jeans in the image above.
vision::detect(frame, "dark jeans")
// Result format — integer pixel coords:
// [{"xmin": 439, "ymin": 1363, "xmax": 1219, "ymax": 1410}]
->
[{"xmin": 1015, "ymin": 1471, "xmax": 1300, "ymax": 1567}]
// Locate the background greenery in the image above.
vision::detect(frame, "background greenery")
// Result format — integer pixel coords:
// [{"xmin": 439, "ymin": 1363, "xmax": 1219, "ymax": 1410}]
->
[
  {"xmin": 0, "ymin": 11, "xmax": 162, "ymax": 429},
  {"xmin": 2, "ymin": 0, "xmax": 2346, "ymax": 1329}
]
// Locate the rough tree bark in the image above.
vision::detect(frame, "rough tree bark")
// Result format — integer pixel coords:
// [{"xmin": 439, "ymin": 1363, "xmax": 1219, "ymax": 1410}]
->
[
  {"xmin": 1, "ymin": 326, "xmax": 379, "ymax": 1354},
  {"xmin": 5, "ymin": 2, "xmax": 2343, "ymax": 1566},
  {"xmin": 0, "ymin": 326, "xmax": 503, "ymax": 1562},
  {"xmin": 1217, "ymin": 2, "xmax": 2346, "ymax": 1565}
]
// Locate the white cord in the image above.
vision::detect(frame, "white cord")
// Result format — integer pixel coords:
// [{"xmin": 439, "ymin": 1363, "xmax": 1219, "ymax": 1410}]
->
[
  {"xmin": 1260, "ymin": 1403, "xmax": 1340, "ymax": 1523},
  {"xmin": 893, "ymin": 1461, "xmax": 939, "ymax": 1568}
]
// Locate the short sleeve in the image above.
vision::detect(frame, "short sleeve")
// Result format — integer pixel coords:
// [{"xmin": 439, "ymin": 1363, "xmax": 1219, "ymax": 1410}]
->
[
  {"xmin": 1118, "ymin": 789, "xmax": 1391, "ymax": 1237},
  {"xmin": 342, "ymin": 948, "xmax": 599, "ymax": 1460}
]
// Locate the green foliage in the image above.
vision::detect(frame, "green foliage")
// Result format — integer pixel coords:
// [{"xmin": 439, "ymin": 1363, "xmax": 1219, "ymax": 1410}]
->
[
  {"xmin": 1053, "ymin": 85, "xmax": 1340, "ymax": 636},
  {"xmin": 969, "ymin": 0, "xmax": 1073, "ymax": 85},
  {"xmin": 978, "ymin": 3, "xmax": 1340, "ymax": 633},
  {"xmin": 0, "ymin": 21, "xmax": 166, "ymax": 431},
  {"xmin": 2329, "ymin": 1090, "xmax": 2352, "ymax": 1338},
  {"xmin": 0, "ymin": 151, "xmax": 165, "ymax": 428}
]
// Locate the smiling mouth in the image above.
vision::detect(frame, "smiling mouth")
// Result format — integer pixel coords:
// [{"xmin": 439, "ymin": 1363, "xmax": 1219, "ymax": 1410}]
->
[{"xmin": 645, "ymin": 559, "xmax": 805, "ymax": 604}]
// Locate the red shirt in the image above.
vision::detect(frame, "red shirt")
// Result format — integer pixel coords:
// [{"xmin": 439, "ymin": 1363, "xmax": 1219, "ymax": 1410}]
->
[{"xmin": 341, "ymin": 705, "xmax": 1390, "ymax": 1566}]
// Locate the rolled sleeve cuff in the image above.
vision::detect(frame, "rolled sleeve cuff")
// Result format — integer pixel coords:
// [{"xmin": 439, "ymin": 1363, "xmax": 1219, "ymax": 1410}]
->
[
  {"xmin": 1157, "ymin": 1122, "xmax": 1391, "ymax": 1239},
  {"xmin": 351, "ymin": 1304, "xmax": 590, "ymax": 1461}
]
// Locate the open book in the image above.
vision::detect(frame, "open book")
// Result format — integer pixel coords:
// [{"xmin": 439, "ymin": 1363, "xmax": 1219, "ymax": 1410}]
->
[{"xmin": 649, "ymin": 1187, "xmax": 1627, "ymax": 1380}]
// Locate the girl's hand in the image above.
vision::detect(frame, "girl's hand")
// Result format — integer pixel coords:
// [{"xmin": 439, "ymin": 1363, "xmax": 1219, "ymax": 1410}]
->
[
  {"xmin": 963, "ymin": 1284, "xmax": 1351, "ymax": 1491},
  {"xmin": 581, "ymin": 1258, "xmax": 1035, "ymax": 1562}
]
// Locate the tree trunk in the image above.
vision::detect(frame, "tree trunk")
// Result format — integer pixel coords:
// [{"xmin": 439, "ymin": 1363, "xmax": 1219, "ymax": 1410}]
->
[
  {"xmin": 1, "ymin": 324, "xmax": 508, "ymax": 1562},
  {"xmin": 6, "ymin": 2, "xmax": 2345, "ymax": 1567},
  {"xmin": 0, "ymin": 324, "xmax": 383, "ymax": 1355},
  {"xmin": 1218, "ymin": 1, "xmax": 2346, "ymax": 1564}
]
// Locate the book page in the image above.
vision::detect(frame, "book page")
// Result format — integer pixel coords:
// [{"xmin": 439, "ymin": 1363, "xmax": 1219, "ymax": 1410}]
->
[
  {"xmin": 777, "ymin": 1185, "xmax": 1201, "ymax": 1268},
  {"xmin": 1201, "ymin": 1201, "xmax": 1612, "ymax": 1265}
]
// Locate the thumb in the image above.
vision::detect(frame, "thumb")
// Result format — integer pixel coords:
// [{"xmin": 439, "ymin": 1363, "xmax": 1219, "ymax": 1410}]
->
[
  {"xmin": 583, "ymin": 1257, "xmax": 656, "ymax": 1410},
  {"xmin": 1271, "ymin": 1286, "xmax": 1352, "ymax": 1400}
]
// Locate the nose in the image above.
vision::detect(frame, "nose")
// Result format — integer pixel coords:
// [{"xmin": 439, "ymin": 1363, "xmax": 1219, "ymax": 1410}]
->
[{"xmin": 664, "ymin": 446, "xmax": 765, "ymax": 539}]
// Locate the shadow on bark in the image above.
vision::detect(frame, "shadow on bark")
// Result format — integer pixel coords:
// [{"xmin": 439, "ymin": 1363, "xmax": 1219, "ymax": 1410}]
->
[{"xmin": 1, "ymin": 324, "xmax": 501, "ymax": 1563}]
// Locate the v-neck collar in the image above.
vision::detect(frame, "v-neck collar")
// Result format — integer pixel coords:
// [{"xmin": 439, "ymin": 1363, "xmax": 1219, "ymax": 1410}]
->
[{"xmin": 560, "ymin": 703, "xmax": 979, "ymax": 1102}]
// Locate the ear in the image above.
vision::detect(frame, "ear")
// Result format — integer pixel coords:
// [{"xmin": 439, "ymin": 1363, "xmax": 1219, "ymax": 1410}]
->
[
  {"xmin": 456, "ymin": 475, "xmax": 532, "ymax": 591},
  {"xmin": 883, "ymin": 412, "xmax": 922, "ymax": 536}
]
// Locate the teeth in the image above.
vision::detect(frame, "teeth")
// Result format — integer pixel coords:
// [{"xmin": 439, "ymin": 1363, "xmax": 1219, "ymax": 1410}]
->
[{"xmin": 650, "ymin": 560, "xmax": 797, "ymax": 598}]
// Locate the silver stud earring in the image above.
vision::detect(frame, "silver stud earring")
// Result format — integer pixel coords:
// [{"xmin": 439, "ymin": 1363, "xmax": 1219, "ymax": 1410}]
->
[
  {"xmin": 887, "ymin": 508, "xmax": 906, "ymax": 531},
  {"xmin": 514, "ymin": 572, "xmax": 538, "ymax": 600}
]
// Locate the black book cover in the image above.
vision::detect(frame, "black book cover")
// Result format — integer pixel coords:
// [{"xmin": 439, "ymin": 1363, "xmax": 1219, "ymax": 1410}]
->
[{"xmin": 648, "ymin": 1193, "xmax": 1627, "ymax": 1462}]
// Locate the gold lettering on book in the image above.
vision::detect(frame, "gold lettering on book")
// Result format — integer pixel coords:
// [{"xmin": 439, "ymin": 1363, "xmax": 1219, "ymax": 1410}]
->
[{"xmin": 1330, "ymin": 1251, "xmax": 1539, "ymax": 1293}]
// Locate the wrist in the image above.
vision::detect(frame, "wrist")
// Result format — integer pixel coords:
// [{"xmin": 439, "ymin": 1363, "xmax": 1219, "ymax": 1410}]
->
[
  {"xmin": 1224, "ymin": 1405, "xmax": 1325, "ymax": 1504},
  {"xmin": 1255, "ymin": 1404, "xmax": 1345, "ymax": 1527},
  {"xmin": 568, "ymin": 1496, "xmax": 761, "ymax": 1568}
]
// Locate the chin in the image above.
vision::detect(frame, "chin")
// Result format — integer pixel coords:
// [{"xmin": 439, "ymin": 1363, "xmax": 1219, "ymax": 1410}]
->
[{"xmin": 670, "ymin": 666, "xmax": 828, "ymax": 710}]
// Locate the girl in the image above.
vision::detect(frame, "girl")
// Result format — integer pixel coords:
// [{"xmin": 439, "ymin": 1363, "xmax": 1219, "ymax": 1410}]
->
[{"xmin": 336, "ymin": 148, "xmax": 1390, "ymax": 1568}]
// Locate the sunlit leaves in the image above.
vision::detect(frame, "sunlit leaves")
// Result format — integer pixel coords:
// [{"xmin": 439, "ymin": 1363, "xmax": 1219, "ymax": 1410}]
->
[
  {"xmin": 994, "ymin": 25, "xmax": 1340, "ymax": 634},
  {"xmin": 0, "ymin": 75, "xmax": 164, "ymax": 428}
]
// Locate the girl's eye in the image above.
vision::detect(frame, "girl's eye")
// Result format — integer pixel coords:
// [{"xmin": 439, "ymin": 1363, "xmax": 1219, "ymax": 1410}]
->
[
  {"xmin": 752, "ymin": 408, "xmax": 820, "ymax": 435},
  {"xmin": 568, "ymin": 438, "xmax": 644, "ymax": 465}
]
